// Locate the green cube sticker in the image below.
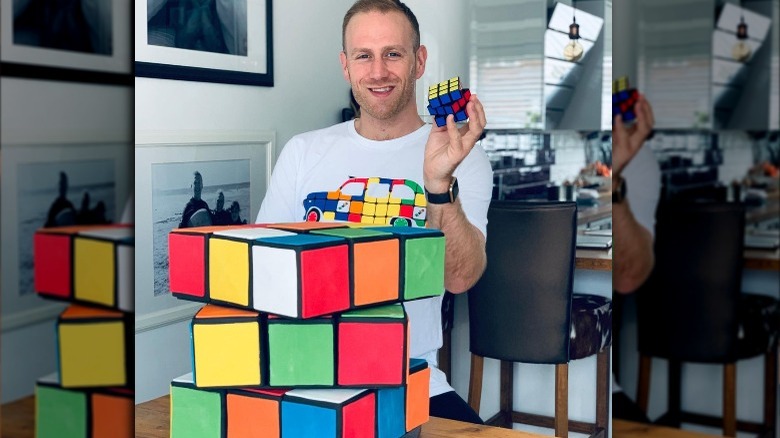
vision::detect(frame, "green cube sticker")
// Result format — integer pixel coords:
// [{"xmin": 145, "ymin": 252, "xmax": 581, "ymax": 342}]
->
[
  {"xmin": 36, "ymin": 386, "xmax": 87, "ymax": 438},
  {"xmin": 341, "ymin": 303, "xmax": 405, "ymax": 319},
  {"xmin": 404, "ymin": 236, "xmax": 445, "ymax": 299},
  {"xmin": 171, "ymin": 386, "xmax": 223, "ymax": 438},
  {"xmin": 268, "ymin": 322, "xmax": 334, "ymax": 385}
]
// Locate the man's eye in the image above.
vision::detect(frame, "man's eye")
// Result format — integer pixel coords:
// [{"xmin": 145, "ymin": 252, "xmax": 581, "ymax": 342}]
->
[
  {"xmin": 356, "ymin": 54, "xmax": 370, "ymax": 60},
  {"xmin": 387, "ymin": 52, "xmax": 401, "ymax": 58}
]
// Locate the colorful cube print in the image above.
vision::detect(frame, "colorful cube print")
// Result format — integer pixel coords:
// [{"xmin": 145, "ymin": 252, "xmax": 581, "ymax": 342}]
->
[
  {"xmin": 36, "ymin": 372, "xmax": 133, "ymax": 438},
  {"xmin": 191, "ymin": 305, "xmax": 262, "ymax": 388},
  {"xmin": 337, "ymin": 304, "xmax": 408, "ymax": 386},
  {"xmin": 226, "ymin": 388, "xmax": 288, "ymax": 438},
  {"xmin": 311, "ymin": 228, "xmax": 400, "ymax": 307},
  {"xmin": 368, "ymin": 227, "xmax": 445, "ymax": 300},
  {"xmin": 208, "ymin": 228, "xmax": 295, "ymax": 307},
  {"xmin": 34, "ymin": 224, "xmax": 134, "ymax": 311},
  {"xmin": 252, "ymin": 234, "xmax": 349, "ymax": 318},
  {"xmin": 170, "ymin": 374, "xmax": 226, "ymax": 438},
  {"xmin": 281, "ymin": 389, "xmax": 376, "ymax": 438},
  {"xmin": 267, "ymin": 316, "xmax": 335, "ymax": 386},
  {"xmin": 57, "ymin": 305, "xmax": 130, "ymax": 388}
]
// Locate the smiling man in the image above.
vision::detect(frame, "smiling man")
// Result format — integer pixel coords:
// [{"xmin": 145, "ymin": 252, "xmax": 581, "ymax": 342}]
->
[{"xmin": 256, "ymin": 0, "xmax": 493, "ymax": 423}]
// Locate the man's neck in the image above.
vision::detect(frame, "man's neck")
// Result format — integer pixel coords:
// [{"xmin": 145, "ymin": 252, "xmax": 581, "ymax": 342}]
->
[{"xmin": 354, "ymin": 111, "xmax": 425, "ymax": 141}]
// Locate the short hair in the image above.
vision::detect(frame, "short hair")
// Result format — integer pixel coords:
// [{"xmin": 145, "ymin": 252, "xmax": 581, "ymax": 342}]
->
[
  {"xmin": 193, "ymin": 171, "xmax": 202, "ymax": 180},
  {"xmin": 342, "ymin": 0, "xmax": 420, "ymax": 52}
]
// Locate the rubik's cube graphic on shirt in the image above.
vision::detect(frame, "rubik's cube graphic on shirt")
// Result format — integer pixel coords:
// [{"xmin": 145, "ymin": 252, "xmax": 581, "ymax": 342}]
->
[
  {"xmin": 427, "ymin": 76, "xmax": 471, "ymax": 127},
  {"xmin": 612, "ymin": 76, "xmax": 639, "ymax": 123}
]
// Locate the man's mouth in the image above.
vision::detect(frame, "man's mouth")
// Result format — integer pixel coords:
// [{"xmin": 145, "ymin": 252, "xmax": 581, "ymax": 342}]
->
[{"xmin": 369, "ymin": 86, "xmax": 394, "ymax": 95}]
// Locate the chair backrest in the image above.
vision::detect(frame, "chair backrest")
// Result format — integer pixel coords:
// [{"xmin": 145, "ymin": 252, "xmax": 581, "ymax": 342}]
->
[
  {"xmin": 468, "ymin": 200, "xmax": 577, "ymax": 364},
  {"xmin": 637, "ymin": 201, "xmax": 745, "ymax": 363}
]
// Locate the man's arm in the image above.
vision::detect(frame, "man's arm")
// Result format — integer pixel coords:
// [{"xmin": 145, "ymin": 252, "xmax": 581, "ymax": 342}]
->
[
  {"xmin": 424, "ymin": 96, "xmax": 488, "ymax": 294},
  {"xmin": 612, "ymin": 96, "xmax": 656, "ymax": 294}
]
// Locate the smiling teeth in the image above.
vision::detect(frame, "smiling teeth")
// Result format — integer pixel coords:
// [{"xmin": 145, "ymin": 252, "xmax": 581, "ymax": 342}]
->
[{"xmin": 372, "ymin": 87, "xmax": 391, "ymax": 92}]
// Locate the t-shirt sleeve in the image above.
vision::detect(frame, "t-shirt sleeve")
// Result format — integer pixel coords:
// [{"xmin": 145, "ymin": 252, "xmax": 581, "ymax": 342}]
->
[
  {"xmin": 454, "ymin": 143, "xmax": 494, "ymax": 238},
  {"xmin": 256, "ymin": 139, "xmax": 302, "ymax": 223}
]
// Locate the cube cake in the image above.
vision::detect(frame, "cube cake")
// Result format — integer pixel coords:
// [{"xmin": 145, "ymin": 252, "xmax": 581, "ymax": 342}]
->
[
  {"xmin": 427, "ymin": 76, "xmax": 471, "ymax": 127},
  {"xmin": 367, "ymin": 227, "xmax": 445, "ymax": 300},
  {"xmin": 337, "ymin": 305, "xmax": 408, "ymax": 386},
  {"xmin": 170, "ymin": 359, "xmax": 430, "ymax": 438},
  {"xmin": 34, "ymin": 224, "xmax": 133, "ymax": 311},
  {"xmin": 36, "ymin": 373, "xmax": 133, "ymax": 438},
  {"xmin": 311, "ymin": 227, "xmax": 400, "ymax": 307},
  {"xmin": 57, "ymin": 304, "xmax": 130, "ymax": 388},
  {"xmin": 191, "ymin": 305, "xmax": 262, "ymax": 388}
]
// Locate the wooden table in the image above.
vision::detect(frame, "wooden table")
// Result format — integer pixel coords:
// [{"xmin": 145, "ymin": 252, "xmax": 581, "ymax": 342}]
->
[
  {"xmin": 613, "ymin": 419, "xmax": 723, "ymax": 437},
  {"xmin": 135, "ymin": 394, "xmax": 548, "ymax": 438}
]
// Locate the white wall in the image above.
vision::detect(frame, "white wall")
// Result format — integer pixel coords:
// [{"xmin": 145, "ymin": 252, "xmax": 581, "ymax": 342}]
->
[{"xmin": 0, "ymin": 77, "xmax": 132, "ymax": 402}]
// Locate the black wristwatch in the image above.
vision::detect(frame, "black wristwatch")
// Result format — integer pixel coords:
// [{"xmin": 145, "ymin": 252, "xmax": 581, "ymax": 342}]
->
[
  {"xmin": 425, "ymin": 177, "xmax": 459, "ymax": 204},
  {"xmin": 612, "ymin": 176, "xmax": 627, "ymax": 203}
]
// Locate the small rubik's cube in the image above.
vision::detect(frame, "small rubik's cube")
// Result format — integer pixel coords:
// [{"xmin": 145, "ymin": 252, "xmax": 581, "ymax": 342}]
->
[
  {"xmin": 367, "ymin": 227, "xmax": 445, "ymax": 300},
  {"xmin": 34, "ymin": 224, "xmax": 134, "ymax": 311},
  {"xmin": 336, "ymin": 304, "xmax": 409, "ymax": 386},
  {"xmin": 191, "ymin": 305, "xmax": 262, "ymax": 388},
  {"xmin": 612, "ymin": 76, "xmax": 639, "ymax": 123},
  {"xmin": 36, "ymin": 373, "xmax": 133, "ymax": 438},
  {"xmin": 427, "ymin": 76, "xmax": 472, "ymax": 127},
  {"xmin": 56, "ymin": 305, "xmax": 131, "ymax": 388},
  {"xmin": 281, "ymin": 388, "xmax": 377, "ymax": 437}
]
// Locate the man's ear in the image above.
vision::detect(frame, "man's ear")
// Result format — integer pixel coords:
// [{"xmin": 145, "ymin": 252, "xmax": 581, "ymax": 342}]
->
[
  {"xmin": 415, "ymin": 45, "xmax": 428, "ymax": 79},
  {"xmin": 339, "ymin": 51, "xmax": 351, "ymax": 83}
]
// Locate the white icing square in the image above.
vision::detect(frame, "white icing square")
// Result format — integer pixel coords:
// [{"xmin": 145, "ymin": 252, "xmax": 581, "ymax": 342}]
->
[{"xmin": 252, "ymin": 245, "xmax": 299, "ymax": 317}]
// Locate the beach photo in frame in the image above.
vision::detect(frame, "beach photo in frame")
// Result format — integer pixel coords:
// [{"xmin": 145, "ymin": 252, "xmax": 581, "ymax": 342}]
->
[
  {"xmin": 134, "ymin": 130, "xmax": 275, "ymax": 325},
  {"xmin": 0, "ymin": 0, "xmax": 132, "ymax": 85},
  {"xmin": 0, "ymin": 142, "xmax": 132, "ymax": 328},
  {"xmin": 135, "ymin": 0, "xmax": 274, "ymax": 86}
]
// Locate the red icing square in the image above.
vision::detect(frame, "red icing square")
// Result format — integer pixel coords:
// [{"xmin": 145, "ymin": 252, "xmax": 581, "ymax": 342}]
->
[
  {"xmin": 34, "ymin": 233, "xmax": 71, "ymax": 298},
  {"xmin": 300, "ymin": 245, "xmax": 349, "ymax": 318},
  {"xmin": 338, "ymin": 322, "xmax": 404, "ymax": 385},
  {"xmin": 342, "ymin": 392, "xmax": 375, "ymax": 438},
  {"xmin": 168, "ymin": 233, "xmax": 206, "ymax": 297}
]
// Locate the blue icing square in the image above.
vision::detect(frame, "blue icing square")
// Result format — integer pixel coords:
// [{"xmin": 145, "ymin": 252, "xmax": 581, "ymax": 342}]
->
[
  {"xmin": 376, "ymin": 387, "xmax": 405, "ymax": 438},
  {"xmin": 281, "ymin": 401, "xmax": 336, "ymax": 438},
  {"xmin": 258, "ymin": 233, "xmax": 344, "ymax": 248}
]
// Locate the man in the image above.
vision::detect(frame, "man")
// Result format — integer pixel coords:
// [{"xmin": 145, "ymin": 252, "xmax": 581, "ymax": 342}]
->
[
  {"xmin": 179, "ymin": 171, "xmax": 212, "ymax": 228},
  {"xmin": 45, "ymin": 172, "xmax": 77, "ymax": 227},
  {"xmin": 612, "ymin": 95, "xmax": 660, "ymax": 422},
  {"xmin": 256, "ymin": 0, "xmax": 492, "ymax": 423}
]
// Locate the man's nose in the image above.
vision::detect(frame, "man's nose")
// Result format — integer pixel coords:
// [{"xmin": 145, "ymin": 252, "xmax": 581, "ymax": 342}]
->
[{"xmin": 369, "ymin": 58, "xmax": 389, "ymax": 79}]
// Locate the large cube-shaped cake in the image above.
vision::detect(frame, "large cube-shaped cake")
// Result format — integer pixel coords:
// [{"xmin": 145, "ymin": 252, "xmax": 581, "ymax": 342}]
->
[
  {"xmin": 191, "ymin": 305, "xmax": 262, "ymax": 388},
  {"xmin": 36, "ymin": 373, "xmax": 133, "ymax": 438},
  {"xmin": 56, "ymin": 304, "xmax": 130, "ymax": 388},
  {"xmin": 34, "ymin": 224, "xmax": 133, "ymax": 311}
]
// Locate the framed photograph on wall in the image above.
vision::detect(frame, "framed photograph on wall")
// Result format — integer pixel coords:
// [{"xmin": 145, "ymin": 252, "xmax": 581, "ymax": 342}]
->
[
  {"xmin": 135, "ymin": 0, "xmax": 274, "ymax": 87},
  {"xmin": 0, "ymin": 0, "xmax": 132, "ymax": 85},
  {"xmin": 0, "ymin": 142, "xmax": 132, "ymax": 328},
  {"xmin": 134, "ymin": 130, "xmax": 275, "ymax": 328}
]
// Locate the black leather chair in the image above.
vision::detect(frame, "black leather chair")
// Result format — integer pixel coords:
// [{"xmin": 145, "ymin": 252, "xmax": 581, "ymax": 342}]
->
[
  {"xmin": 467, "ymin": 201, "xmax": 611, "ymax": 438},
  {"xmin": 635, "ymin": 201, "xmax": 778, "ymax": 437}
]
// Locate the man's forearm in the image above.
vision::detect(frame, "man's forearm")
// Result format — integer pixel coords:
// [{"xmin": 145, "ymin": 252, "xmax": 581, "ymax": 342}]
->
[
  {"xmin": 427, "ymin": 200, "xmax": 487, "ymax": 294},
  {"xmin": 613, "ymin": 200, "xmax": 654, "ymax": 293}
]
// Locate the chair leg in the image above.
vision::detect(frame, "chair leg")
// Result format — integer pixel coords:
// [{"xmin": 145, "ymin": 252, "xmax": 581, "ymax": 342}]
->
[
  {"xmin": 765, "ymin": 344, "xmax": 778, "ymax": 433},
  {"xmin": 555, "ymin": 363, "xmax": 569, "ymax": 438},
  {"xmin": 500, "ymin": 361, "xmax": 514, "ymax": 428},
  {"xmin": 468, "ymin": 354, "xmax": 484, "ymax": 414},
  {"xmin": 723, "ymin": 363, "xmax": 736, "ymax": 437},
  {"xmin": 637, "ymin": 354, "xmax": 651, "ymax": 414},
  {"xmin": 667, "ymin": 360, "xmax": 682, "ymax": 427},
  {"xmin": 596, "ymin": 347, "xmax": 610, "ymax": 436}
]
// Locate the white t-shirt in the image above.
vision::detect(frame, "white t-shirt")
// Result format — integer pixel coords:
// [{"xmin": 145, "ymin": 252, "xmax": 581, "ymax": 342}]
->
[{"xmin": 256, "ymin": 120, "xmax": 494, "ymax": 396}]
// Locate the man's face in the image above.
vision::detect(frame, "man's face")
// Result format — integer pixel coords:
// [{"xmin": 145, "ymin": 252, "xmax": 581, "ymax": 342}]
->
[{"xmin": 340, "ymin": 11, "xmax": 425, "ymax": 122}]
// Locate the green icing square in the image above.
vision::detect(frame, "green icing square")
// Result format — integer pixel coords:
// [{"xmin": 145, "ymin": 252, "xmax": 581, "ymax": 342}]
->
[
  {"xmin": 404, "ymin": 236, "xmax": 445, "ymax": 299},
  {"xmin": 311, "ymin": 228, "xmax": 391, "ymax": 239},
  {"xmin": 36, "ymin": 386, "xmax": 87, "ymax": 438},
  {"xmin": 341, "ymin": 303, "xmax": 405, "ymax": 319},
  {"xmin": 171, "ymin": 386, "xmax": 223, "ymax": 438},
  {"xmin": 268, "ymin": 322, "xmax": 334, "ymax": 385}
]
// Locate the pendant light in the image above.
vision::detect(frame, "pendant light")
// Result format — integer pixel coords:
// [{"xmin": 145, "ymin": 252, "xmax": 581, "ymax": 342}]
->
[
  {"xmin": 563, "ymin": 1, "xmax": 584, "ymax": 62},
  {"xmin": 732, "ymin": 7, "xmax": 752, "ymax": 62}
]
